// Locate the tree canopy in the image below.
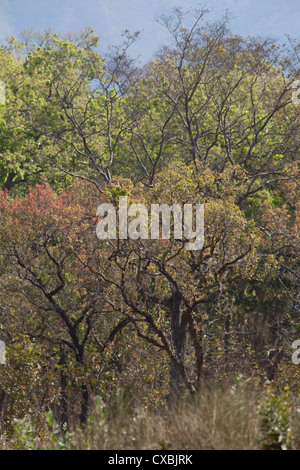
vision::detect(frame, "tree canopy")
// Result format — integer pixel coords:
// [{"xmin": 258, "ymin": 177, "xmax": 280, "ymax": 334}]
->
[{"xmin": 0, "ymin": 8, "xmax": 299, "ymax": 435}]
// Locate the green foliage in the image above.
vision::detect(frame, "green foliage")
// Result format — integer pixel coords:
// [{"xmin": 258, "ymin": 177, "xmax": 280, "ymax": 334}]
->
[
  {"xmin": 258, "ymin": 387, "xmax": 292, "ymax": 450},
  {"xmin": 45, "ymin": 411, "xmax": 74, "ymax": 450},
  {"xmin": 12, "ymin": 416, "xmax": 40, "ymax": 450},
  {"xmin": 0, "ymin": 7, "xmax": 299, "ymax": 448}
]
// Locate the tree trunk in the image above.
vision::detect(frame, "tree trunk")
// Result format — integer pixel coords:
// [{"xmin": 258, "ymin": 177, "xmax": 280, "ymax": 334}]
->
[
  {"xmin": 168, "ymin": 291, "xmax": 186, "ymax": 404},
  {"xmin": 224, "ymin": 308, "xmax": 231, "ymax": 371},
  {"xmin": 58, "ymin": 348, "xmax": 69, "ymax": 431},
  {"xmin": 80, "ymin": 383, "xmax": 89, "ymax": 427},
  {"xmin": 0, "ymin": 387, "xmax": 9, "ymax": 434},
  {"xmin": 76, "ymin": 349, "xmax": 89, "ymax": 427}
]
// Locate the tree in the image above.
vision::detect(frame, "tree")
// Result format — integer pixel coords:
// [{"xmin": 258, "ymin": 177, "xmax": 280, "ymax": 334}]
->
[
  {"xmin": 0, "ymin": 28, "xmax": 139, "ymax": 193},
  {"xmin": 88, "ymin": 163, "xmax": 276, "ymax": 400},
  {"xmin": 0, "ymin": 6, "xmax": 299, "ymax": 428},
  {"xmin": 0, "ymin": 182, "xmax": 133, "ymax": 426}
]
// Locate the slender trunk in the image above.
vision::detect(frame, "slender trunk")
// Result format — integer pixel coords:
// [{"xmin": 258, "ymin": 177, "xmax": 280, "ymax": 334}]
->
[
  {"xmin": 58, "ymin": 348, "xmax": 68, "ymax": 431},
  {"xmin": 76, "ymin": 348, "xmax": 89, "ymax": 427},
  {"xmin": 0, "ymin": 387, "xmax": 9, "ymax": 434},
  {"xmin": 80, "ymin": 383, "xmax": 89, "ymax": 427},
  {"xmin": 188, "ymin": 312, "xmax": 204, "ymax": 391},
  {"xmin": 168, "ymin": 291, "xmax": 186, "ymax": 403},
  {"xmin": 224, "ymin": 309, "xmax": 231, "ymax": 371}
]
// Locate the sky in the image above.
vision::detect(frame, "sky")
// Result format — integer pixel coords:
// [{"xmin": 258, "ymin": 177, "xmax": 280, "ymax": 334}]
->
[{"xmin": 0, "ymin": 0, "xmax": 299, "ymax": 64}]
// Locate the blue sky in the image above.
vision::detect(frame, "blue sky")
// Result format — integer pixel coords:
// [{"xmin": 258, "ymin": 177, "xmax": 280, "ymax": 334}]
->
[{"xmin": 0, "ymin": 0, "xmax": 299, "ymax": 63}]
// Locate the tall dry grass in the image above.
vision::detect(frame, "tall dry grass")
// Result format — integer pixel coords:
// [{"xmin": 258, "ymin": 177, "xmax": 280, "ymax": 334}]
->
[
  {"xmin": 74, "ymin": 384, "xmax": 261, "ymax": 450},
  {"xmin": 2, "ymin": 379, "xmax": 299, "ymax": 450}
]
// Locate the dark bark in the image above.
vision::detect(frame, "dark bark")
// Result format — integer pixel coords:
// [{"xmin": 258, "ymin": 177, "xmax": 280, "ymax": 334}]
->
[
  {"xmin": 58, "ymin": 348, "xmax": 69, "ymax": 431},
  {"xmin": 80, "ymin": 383, "xmax": 89, "ymax": 427},
  {"xmin": 224, "ymin": 308, "xmax": 231, "ymax": 370},
  {"xmin": 0, "ymin": 387, "xmax": 9, "ymax": 434},
  {"xmin": 168, "ymin": 290, "xmax": 186, "ymax": 403},
  {"xmin": 2, "ymin": 172, "xmax": 16, "ymax": 192}
]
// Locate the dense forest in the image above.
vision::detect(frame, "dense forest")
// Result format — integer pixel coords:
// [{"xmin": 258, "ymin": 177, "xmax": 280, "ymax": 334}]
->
[{"xmin": 0, "ymin": 7, "xmax": 299, "ymax": 450}]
